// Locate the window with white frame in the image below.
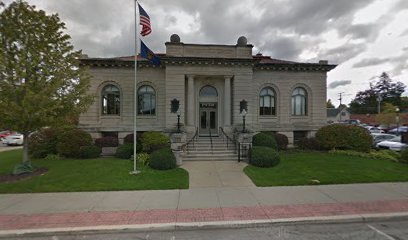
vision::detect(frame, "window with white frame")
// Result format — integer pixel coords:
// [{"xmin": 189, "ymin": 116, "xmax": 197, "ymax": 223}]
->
[
  {"xmin": 138, "ymin": 85, "xmax": 156, "ymax": 115},
  {"xmin": 102, "ymin": 85, "xmax": 120, "ymax": 115},
  {"xmin": 259, "ymin": 87, "xmax": 276, "ymax": 115},
  {"xmin": 291, "ymin": 87, "xmax": 307, "ymax": 116}
]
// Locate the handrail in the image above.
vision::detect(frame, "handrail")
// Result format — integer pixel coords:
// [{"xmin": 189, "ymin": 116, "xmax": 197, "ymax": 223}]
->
[
  {"xmin": 180, "ymin": 127, "xmax": 198, "ymax": 152},
  {"xmin": 219, "ymin": 127, "xmax": 237, "ymax": 151},
  {"xmin": 209, "ymin": 127, "xmax": 213, "ymax": 153}
]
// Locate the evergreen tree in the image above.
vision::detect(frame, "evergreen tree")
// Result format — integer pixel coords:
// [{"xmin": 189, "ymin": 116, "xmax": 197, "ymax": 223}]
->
[
  {"xmin": 349, "ymin": 72, "xmax": 405, "ymax": 114},
  {"xmin": 326, "ymin": 99, "xmax": 335, "ymax": 108},
  {"xmin": 0, "ymin": 1, "xmax": 94, "ymax": 165}
]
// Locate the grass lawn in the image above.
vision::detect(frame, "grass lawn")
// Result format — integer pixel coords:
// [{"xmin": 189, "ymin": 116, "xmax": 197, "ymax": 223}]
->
[
  {"xmin": 0, "ymin": 150, "xmax": 189, "ymax": 193},
  {"xmin": 244, "ymin": 151, "xmax": 408, "ymax": 186}
]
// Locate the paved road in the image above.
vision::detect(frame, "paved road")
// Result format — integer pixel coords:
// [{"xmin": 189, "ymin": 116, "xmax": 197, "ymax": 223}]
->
[
  {"xmin": 0, "ymin": 141, "xmax": 22, "ymax": 152},
  {"xmin": 3, "ymin": 219, "xmax": 408, "ymax": 240}
]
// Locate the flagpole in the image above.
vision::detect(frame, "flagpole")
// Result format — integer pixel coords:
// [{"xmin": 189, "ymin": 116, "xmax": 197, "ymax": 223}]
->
[{"xmin": 131, "ymin": 0, "xmax": 140, "ymax": 175}]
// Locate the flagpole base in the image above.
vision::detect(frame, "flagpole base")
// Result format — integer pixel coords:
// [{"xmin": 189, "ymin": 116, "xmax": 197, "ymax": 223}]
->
[{"xmin": 129, "ymin": 170, "xmax": 141, "ymax": 175}]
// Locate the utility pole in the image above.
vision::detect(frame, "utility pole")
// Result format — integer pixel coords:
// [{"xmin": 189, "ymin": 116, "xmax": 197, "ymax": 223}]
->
[{"xmin": 338, "ymin": 92, "xmax": 345, "ymax": 107}]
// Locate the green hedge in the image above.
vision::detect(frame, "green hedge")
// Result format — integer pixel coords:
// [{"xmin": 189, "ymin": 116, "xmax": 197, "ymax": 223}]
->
[
  {"xmin": 252, "ymin": 132, "xmax": 278, "ymax": 150},
  {"xmin": 28, "ymin": 127, "xmax": 61, "ymax": 158},
  {"xmin": 56, "ymin": 128, "xmax": 93, "ymax": 158},
  {"xmin": 140, "ymin": 131, "xmax": 170, "ymax": 153},
  {"xmin": 274, "ymin": 133, "xmax": 289, "ymax": 150},
  {"xmin": 115, "ymin": 143, "xmax": 134, "ymax": 159},
  {"xmin": 297, "ymin": 137, "xmax": 322, "ymax": 150},
  {"xmin": 149, "ymin": 148, "xmax": 176, "ymax": 170},
  {"xmin": 316, "ymin": 124, "xmax": 372, "ymax": 152},
  {"xmin": 250, "ymin": 146, "xmax": 280, "ymax": 168},
  {"xmin": 79, "ymin": 145, "xmax": 101, "ymax": 159},
  {"xmin": 400, "ymin": 148, "xmax": 408, "ymax": 164}
]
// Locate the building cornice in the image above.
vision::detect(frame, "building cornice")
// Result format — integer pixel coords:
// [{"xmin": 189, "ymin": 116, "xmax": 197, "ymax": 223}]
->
[{"xmin": 80, "ymin": 57, "xmax": 337, "ymax": 72}]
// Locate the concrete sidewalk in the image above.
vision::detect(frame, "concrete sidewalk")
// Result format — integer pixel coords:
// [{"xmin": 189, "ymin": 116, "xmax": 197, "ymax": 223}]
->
[{"xmin": 0, "ymin": 182, "xmax": 408, "ymax": 234}]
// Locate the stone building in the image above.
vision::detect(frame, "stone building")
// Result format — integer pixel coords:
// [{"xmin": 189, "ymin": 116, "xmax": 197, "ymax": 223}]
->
[{"xmin": 79, "ymin": 35, "xmax": 336, "ymax": 145}]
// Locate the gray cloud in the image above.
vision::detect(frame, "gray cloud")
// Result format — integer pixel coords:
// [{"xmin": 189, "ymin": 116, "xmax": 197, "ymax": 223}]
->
[
  {"xmin": 353, "ymin": 57, "xmax": 390, "ymax": 68},
  {"xmin": 2, "ymin": 0, "xmax": 401, "ymax": 66},
  {"xmin": 400, "ymin": 29, "xmax": 408, "ymax": 37},
  {"xmin": 328, "ymin": 80, "xmax": 352, "ymax": 89},
  {"xmin": 352, "ymin": 51, "xmax": 408, "ymax": 77}
]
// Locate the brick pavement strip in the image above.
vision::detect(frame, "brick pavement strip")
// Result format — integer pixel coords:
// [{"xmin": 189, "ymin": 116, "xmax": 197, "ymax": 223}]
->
[{"xmin": 0, "ymin": 199, "xmax": 408, "ymax": 231}]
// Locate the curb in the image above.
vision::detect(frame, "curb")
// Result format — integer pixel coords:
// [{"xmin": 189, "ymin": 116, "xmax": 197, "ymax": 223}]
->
[{"xmin": 1, "ymin": 212, "xmax": 407, "ymax": 238}]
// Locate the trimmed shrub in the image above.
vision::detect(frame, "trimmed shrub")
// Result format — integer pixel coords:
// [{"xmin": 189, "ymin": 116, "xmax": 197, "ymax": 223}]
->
[
  {"xmin": 140, "ymin": 131, "xmax": 170, "ymax": 153},
  {"xmin": 297, "ymin": 137, "xmax": 322, "ymax": 150},
  {"xmin": 124, "ymin": 133, "xmax": 135, "ymax": 144},
  {"xmin": 274, "ymin": 133, "xmax": 289, "ymax": 150},
  {"xmin": 149, "ymin": 148, "xmax": 176, "ymax": 170},
  {"xmin": 400, "ymin": 148, "xmax": 408, "ymax": 164},
  {"xmin": 79, "ymin": 145, "xmax": 102, "ymax": 159},
  {"xmin": 249, "ymin": 146, "xmax": 280, "ymax": 168},
  {"xmin": 137, "ymin": 152, "xmax": 150, "ymax": 166},
  {"xmin": 316, "ymin": 124, "xmax": 372, "ymax": 152},
  {"xmin": 329, "ymin": 149, "xmax": 400, "ymax": 162},
  {"xmin": 95, "ymin": 136, "xmax": 118, "ymax": 148},
  {"xmin": 123, "ymin": 134, "xmax": 143, "ymax": 152},
  {"xmin": 28, "ymin": 128, "xmax": 61, "ymax": 158},
  {"xmin": 252, "ymin": 132, "xmax": 278, "ymax": 150},
  {"xmin": 44, "ymin": 154, "xmax": 61, "ymax": 161},
  {"xmin": 115, "ymin": 143, "xmax": 134, "ymax": 159},
  {"xmin": 56, "ymin": 128, "xmax": 93, "ymax": 158}
]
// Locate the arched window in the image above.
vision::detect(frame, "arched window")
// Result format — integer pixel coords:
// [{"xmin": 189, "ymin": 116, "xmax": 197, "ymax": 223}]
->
[
  {"xmin": 199, "ymin": 85, "xmax": 218, "ymax": 97},
  {"xmin": 259, "ymin": 87, "xmax": 276, "ymax": 115},
  {"xmin": 102, "ymin": 85, "xmax": 120, "ymax": 115},
  {"xmin": 291, "ymin": 87, "xmax": 307, "ymax": 116},
  {"xmin": 138, "ymin": 85, "xmax": 156, "ymax": 115}
]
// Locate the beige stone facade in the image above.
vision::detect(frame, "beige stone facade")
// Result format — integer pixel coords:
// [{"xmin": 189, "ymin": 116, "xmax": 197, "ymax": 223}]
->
[{"xmin": 79, "ymin": 36, "xmax": 336, "ymax": 144}]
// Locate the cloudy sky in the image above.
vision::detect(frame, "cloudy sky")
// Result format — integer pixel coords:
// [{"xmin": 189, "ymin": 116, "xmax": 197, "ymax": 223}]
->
[{"xmin": 4, "ymin": 0, "xmax": 408, "ymax": 105}]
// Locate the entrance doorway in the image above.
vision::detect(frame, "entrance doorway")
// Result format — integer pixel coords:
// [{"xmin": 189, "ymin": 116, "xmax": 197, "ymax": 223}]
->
[{"xmin": 199, "ymin": 103, "xmax": 218, "ymax": 136}]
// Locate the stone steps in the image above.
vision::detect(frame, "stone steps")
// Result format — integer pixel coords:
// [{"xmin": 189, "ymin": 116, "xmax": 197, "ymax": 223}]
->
[{"xmin": 182, "ymin": 136, "xmax": 238, "ymax": 161}]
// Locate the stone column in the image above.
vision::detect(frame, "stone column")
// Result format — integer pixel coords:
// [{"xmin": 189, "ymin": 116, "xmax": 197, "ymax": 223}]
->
[
  {"xmin": 187, "ymin": 75, "xmax": 195, "ymax": 126},
  {"xmin": 224, "ymin": 76, "xmax": 232, "ymax": 126}
]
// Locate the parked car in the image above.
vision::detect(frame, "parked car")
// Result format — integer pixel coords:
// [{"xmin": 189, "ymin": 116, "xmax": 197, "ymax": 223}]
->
[
  {"xmin": 387, "ymin": 126, "xmax": 408, "ymax": 135},
  {"xmin": 343, "ymin": 119, "xmax": 361, "ymax": 125},
  {"xmin": 366, "ymin": 126, "xmax": 385, "ymax": 133},
  {"xmin": 0, "ymin": 130, "xmax": 13, "ymax": 140},
  {"xmin": 376, "ymin": 140, "xmax": 407, "ymax": 151},
  {"xmin": 2, "ymin": 133, "xmax": 24, "ymax": 146},
  {"xmin": 371, "ymin": 133, "xmax": 400, "ymax": 147}
]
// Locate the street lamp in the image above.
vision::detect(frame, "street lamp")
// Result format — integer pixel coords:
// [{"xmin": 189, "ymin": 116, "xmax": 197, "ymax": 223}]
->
[
  {"xmin": 176, "ymin": 110, "xmax": 181, "ymax": 133},
  {"xmin": 396, "ymin": 107, "xmax": 400, "ymax": 135},
  {"xmin": 240, "ymin": 109, "xmax": 247, "ymax": 133}
]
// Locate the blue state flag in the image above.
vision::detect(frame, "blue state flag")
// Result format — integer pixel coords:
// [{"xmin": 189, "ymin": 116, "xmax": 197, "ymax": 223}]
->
[{"xmin": 140, "ymin": 40, "xmax": 160, "ymax": 66}]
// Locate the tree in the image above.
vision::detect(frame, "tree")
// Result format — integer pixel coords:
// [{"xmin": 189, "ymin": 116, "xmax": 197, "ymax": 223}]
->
[
  {"xmin": 349, "ymin": 72, "xmax": 405, "ymax": 114},
  {"xmin": 0, "ymin": 1, "xmax": 94, "ymax": 166},
  {"xmin": 326, "ymin": 99, "xmax": 335, "ymax": 108}
]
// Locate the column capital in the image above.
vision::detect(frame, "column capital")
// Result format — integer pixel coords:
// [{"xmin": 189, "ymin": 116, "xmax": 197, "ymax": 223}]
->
[
  {"xmin": 224, "ymin": 75, "xmax": 233, "ymax": 80},
  {"xmin": 186, "ymin": 74, "xmax": 196, "ymax": 80}
]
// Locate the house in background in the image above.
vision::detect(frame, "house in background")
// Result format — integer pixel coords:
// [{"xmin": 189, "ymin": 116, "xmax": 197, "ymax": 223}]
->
[
  {"xmin": 327, "ymin": 107, "xmax": 350, "ymax": 123},
  {"xmin": 79, "ymin": 35, "xmax": 336, "ymax": 145}
]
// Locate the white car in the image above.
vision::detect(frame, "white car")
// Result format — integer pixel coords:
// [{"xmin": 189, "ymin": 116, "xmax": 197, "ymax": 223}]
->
[
  {"xmin": 3, "ymin": 133, "xmax": 24, "ymax": 146},
  {"xmin": 376, "ymin": 140, "xmax": 407, "ymax": 151},
  {"xmin": 366, "ymin": 126, "xmax": 384, "ymax": 133}
]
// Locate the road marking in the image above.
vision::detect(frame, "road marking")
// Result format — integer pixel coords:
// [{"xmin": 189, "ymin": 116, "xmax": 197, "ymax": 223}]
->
[{"xmin": 367, "ymin": 224, "xmax": 396, "ymax": 240}]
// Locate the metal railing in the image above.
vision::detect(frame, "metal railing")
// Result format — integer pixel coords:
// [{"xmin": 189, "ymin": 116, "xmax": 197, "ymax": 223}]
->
[
  {"xmin": 209, "ymin": 127, "xmax": 213, "ymax": 153},
  {"xmin": 180, "ymin": 127, "xmax": 198, "ymax": 152},
  {"xmin": 219, "ymin": 127, "xmax": 236, "ymax": 151}
]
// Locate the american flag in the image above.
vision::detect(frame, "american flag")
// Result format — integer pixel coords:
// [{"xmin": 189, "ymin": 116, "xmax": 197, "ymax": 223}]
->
[{"xmin": 138, "ymin": 3, "xmax": 151, "ymax": 36}]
